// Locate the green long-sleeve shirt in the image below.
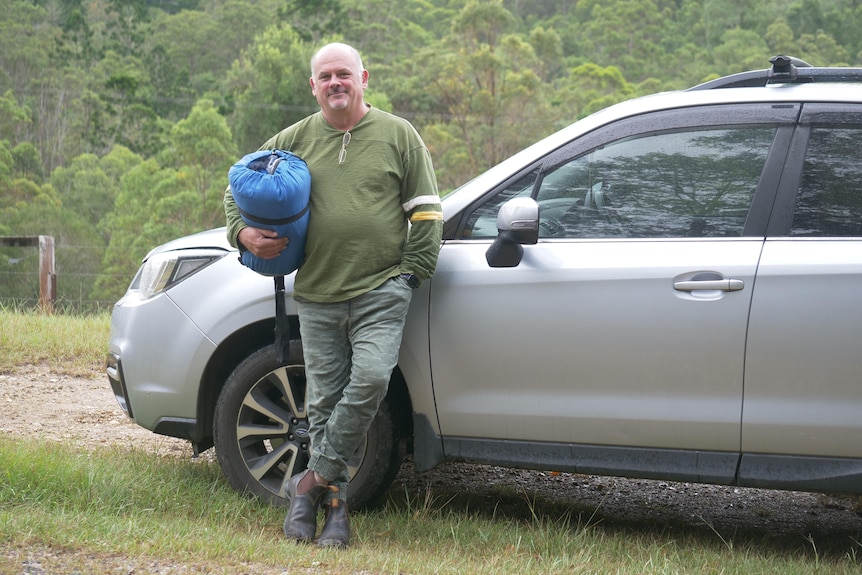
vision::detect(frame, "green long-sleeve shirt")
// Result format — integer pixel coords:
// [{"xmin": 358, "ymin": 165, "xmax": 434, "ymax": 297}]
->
[{"xmin": 225, "ymin": 107, "xmax": 443, "ymax": 303}]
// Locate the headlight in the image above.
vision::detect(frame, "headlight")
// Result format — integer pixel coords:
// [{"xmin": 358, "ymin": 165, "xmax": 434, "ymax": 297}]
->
[{"xmin": 132, "ymin": 250, "xmax": 226, "ymax": 299}]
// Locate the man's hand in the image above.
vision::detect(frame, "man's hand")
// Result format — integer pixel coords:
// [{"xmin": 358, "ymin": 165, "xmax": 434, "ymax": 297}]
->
[{"xmin": 238, "ymin": 227, "xmax": 289, "ymax": 259}]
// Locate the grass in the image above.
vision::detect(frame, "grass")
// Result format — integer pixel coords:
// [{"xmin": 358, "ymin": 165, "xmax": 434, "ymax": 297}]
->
[
  {"xmin": 2, "ymin": 308, "xmax": 862, "ymax": 573},
  {"xmin": 2, "ymin": 436, "xmax": 861, "ymax": 574},
  {"xmin": 0, "ymin": 304, "xmax": 110, "ymax": 376}
]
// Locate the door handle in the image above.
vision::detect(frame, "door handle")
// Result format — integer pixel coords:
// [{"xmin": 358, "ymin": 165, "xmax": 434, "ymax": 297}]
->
[{"xmin": 673, "ymin": 278, "xmax": 744, "ymax": 292}]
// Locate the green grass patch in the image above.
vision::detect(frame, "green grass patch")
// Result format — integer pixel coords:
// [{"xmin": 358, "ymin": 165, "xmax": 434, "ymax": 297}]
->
[
  {"xmin": 0, "ymin": 306, "xmax": 109, "ymax": 376},
  {"xmin": 2, "ymin": 311, "xmax": 862, "ymax": 573},
  {"xmin": 2, "ymin": 436, "xmax": 861, "ymax": 574}
]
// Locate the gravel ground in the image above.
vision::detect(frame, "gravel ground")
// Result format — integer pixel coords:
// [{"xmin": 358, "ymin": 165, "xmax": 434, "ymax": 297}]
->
[{"xmin": 2, "ymin": 365, "xmax": 862, "ymax": 573}]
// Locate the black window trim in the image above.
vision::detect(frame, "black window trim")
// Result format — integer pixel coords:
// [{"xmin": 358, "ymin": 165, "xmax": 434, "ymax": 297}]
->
[{"xmin": 766, "ymin": 103, "xmax": 862, "ymax": 237}]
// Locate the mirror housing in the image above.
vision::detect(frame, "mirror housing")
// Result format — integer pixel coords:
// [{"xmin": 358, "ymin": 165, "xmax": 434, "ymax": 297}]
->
[{"xmin": 485, "ymin": 197, "xmax": 539, "ymax": 268}]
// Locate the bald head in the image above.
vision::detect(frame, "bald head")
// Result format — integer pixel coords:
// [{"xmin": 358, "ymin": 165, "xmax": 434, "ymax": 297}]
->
[{"xmin": 310, "ymin": 43, "xmax": 364, "ymax": 78}]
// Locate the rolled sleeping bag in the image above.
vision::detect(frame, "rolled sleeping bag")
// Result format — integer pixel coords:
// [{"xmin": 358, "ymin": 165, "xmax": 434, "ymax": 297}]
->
[{"xmin": 228, "ymin": 150, "xmax": 311, "ymax": 276}]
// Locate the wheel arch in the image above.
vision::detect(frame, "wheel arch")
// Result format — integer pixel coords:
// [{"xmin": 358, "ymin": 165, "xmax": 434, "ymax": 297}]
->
[
  {"xmin": 193, "ymin": 315, "xmax": 302, "ymax": 453},
  {"xmin": 192, "ymin": 316, "xmax": 414, "ymax": 457}
]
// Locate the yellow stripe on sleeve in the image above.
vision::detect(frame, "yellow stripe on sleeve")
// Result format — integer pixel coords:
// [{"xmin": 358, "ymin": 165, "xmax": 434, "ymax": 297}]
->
[{"xmin": 410, "ymin": 211, "xmax": 444, "ymax": 222}]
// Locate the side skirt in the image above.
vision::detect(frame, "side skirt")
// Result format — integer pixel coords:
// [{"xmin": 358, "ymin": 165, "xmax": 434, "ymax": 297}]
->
[{"xmin": 441, "ymin": 437, "xmax": 739, "ymax": 486}]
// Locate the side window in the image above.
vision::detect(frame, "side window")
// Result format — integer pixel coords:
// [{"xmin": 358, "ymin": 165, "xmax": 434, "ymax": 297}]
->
[
  {"xmin": 791, "ymin": 127, "xmax": 862, "ymax": 237},
  {"xmin": 537, "ymin": 127, "xmax": 776, "ymax": 238},
  {"xmin": 462, "ymin": 169, "xmax": 539, "ymax": 238}
]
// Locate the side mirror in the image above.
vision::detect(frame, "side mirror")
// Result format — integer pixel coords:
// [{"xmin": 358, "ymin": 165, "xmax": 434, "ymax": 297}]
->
[{"xmin": 485, "ymin": 197, "xmax": 539, "ymax": 268}]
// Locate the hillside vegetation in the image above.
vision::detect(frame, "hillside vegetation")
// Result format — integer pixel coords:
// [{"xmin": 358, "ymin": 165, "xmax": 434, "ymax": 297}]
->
[{"xmin": 1, "ymin": 0, "xmax": 859, "ymax": 310}]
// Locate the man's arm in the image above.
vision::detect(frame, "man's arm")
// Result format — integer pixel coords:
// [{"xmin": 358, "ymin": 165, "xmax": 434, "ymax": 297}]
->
[
  {"xmin": 400, "ymin": 147, "xmax": 443, "ymax": 280},
  {"xmin": 224, "ymin": 186, "xmax": 288, "ymax": 258},
  {"xmin": 224, "ymin": 187, "xmax": 245, "ymax": 249}
]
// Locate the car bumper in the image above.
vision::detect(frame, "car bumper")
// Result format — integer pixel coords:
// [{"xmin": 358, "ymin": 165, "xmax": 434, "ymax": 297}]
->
[{"xmin": 107, "ymin": 289, "xmax": 217, "ymax": 436}]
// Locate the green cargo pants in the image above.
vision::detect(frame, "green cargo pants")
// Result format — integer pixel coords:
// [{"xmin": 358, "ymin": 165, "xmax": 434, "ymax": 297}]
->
[{"xmin": 296, "ymin": 276, "xmax": 413, "ymax": 502}]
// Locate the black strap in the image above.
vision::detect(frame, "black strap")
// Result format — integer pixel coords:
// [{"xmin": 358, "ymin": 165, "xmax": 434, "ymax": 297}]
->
[
  {"xmin": 273, "ymin": 275, "xmax": 290, "ymax": 363},
  {"xmin": 239, "ymin": 203, "xmax": 309, "ymax": 227}
]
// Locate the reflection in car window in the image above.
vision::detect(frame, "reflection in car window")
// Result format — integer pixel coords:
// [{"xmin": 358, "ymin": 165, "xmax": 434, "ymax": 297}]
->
[
  {"xmin": 462, "ymin": 169, "xmax": 539, "ymax": 238},
  {"xmin": 536, "ymin": 127, "xmax": 775, "ymax": 239},
  {"xmin": 460, "ymin": 127, "xmax": 777, "ymax": 240},
  {"xmin": 791, "ymin": 127, "xmax": 862, "ymax": 237}
]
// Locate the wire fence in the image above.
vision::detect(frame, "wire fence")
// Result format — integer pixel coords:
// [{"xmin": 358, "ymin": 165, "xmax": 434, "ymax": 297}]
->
[
  {"xmin": 0, "ymin": 273, "xmax": 124, "ymax": 313},
  {"xmin": 0, "ymin": 242, "xmax": 130, "ymax": 314}
]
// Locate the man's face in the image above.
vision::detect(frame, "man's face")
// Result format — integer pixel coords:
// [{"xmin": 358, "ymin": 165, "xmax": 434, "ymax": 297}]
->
[{"xmin": 310, "ymin": 47, "xmax": 368, "ymax": 115}]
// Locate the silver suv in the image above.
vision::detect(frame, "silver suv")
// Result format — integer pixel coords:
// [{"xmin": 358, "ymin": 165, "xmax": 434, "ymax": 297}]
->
[{"xmin": 107, "ymin": 57, "xmax": 862, "ymax": 509}]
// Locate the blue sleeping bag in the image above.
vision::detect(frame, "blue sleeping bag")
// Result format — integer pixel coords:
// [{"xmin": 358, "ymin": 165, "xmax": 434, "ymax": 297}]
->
[{"xmin": 228, "ymin": 150, "xmax": 311, "ymax": 276}]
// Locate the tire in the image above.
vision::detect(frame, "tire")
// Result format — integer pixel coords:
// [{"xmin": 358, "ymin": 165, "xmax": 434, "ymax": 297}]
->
[{"xmin": 213, "ymin": 344, "xmax": 404, "ymax": 510}]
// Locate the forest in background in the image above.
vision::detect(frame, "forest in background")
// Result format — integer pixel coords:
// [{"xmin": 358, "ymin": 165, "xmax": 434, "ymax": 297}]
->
[{"xmin": 1, "ymin": 0, "xmax": 860, "ymax": 311}]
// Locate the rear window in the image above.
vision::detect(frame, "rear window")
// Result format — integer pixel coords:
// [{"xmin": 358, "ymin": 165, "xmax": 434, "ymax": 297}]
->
[{"xmin": 791, "ymin": 126, "xmax": 862, "ymax": 237}]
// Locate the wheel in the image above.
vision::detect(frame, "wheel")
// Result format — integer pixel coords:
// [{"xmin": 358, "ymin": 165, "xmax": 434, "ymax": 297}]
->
[{"xmin": 213, "ymin": 345, "xmax": 404, "ymax": 509}]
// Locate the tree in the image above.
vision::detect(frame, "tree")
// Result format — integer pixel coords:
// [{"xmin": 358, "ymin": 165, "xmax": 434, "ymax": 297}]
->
[
  {"xmin": 85, "ymin": 49, "xmax": 166, "ymax": 157},
  {"xmin": 343, "ymin": 0, "xmax": 452, "ymax": 58},
  {"xmin": 165, "ymin": 99, "xmax": 237, "ymax": 231},
  {"xmin": 418, "ymin": 0, "xmax": 555, "ymax": 189},
  {"xmin": 93, "ymin": 159, "xmax": 182, "ymax": 302},
  {"xmin": 11, "ymin": 143, "xmax": 45, "ymax": 183},
  {"xmin": 49, "ymin": 146, "xmax": 141, "ymax": 238},
  {"xmin": 710, "ymin": 28, "xmax": 770, "ymax": 76},
  {"xmin": 333, "ymin": 0, "xmax": 459, "ymax": 130},
  {"xmin": 0, "ymin": 140, "xmax": 21, "ymax": 210},
  {"xmin": 279, "ymin": 0, "xmax": 348, "ymax": 43},
  {"xmin": 224, "ymin": 24, "xmax": 314, "ymax": 153},
  {"xmin": 528, "ymin": 25, "xmax": 564, "ymax": 81},
  {"xmin": 786, "ymin": 0, "xmax": 827, "ymax": 36},
  {"xmin": 0, "ymin": 90, "xmax": 32, "ymax": 145},
  {"xmin": 765, "ymin": 18, "xmax": 797, "ymax": 57},
  {"xmin": 821, "ymin": 0, "xmax": 862, "ymax": 64},
  {"xmin": 143, "ymin": 0, "xmax": 282, "ymax": 121},
  {"xmin": 53, "ymin": 2, "xmax": 97, "ymax": 66},
  {"xmin": 506, "ymin": 0, "xmax": 574, "ymax": 21},
  {"xmin": 0, "ymin": 1, "xmax": 57, "ymax": 97},
  {"xmin": 4, "ymin": 0, "xmax": 862, "ymax": 308},
  {"xmin": 554, "ymin": 63, "xmax": 636, "ymax": 127},
  {"xmin": 453, "ymin": 0, "xmax": 517, "ymax": 47},
  {"xmin": 795, "ymin": 29, "xmax": 851, "ymax": 66},
  {"xmin": 575, "ymin": 0, "xmax": 673, "ymax": 81}
]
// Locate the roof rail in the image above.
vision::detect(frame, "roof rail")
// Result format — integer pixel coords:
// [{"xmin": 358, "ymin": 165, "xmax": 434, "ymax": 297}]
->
[{"xmin": 687, "ymin": 55, "xmax": 862, "ymax": 91}]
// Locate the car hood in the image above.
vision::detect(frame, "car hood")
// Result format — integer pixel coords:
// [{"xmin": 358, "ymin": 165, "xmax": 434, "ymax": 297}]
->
[{"xmin": 143, "ymin": 227, "xmax": 234, "ymax": 261}]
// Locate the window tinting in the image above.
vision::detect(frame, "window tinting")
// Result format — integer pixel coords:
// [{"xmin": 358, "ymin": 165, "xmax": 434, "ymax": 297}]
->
[
  {"xmin": 462, "ymin": 169, "xmax": 539, "ymax": 238},
  {"xmin": 535, "ymin": 127, "xmax": 775, "ymax": 239},
  {"xmin": 791, "ymin": 127, "xmax": 862, "ymax": 237},
  {"xmin": 460, "ymin": 125, "xmax": 777, "ymax": 240}
]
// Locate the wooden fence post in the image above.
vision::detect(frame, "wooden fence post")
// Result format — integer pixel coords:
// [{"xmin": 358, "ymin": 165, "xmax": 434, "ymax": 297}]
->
[
  {"xmin": 39, "ymin": 235, "xmax": 56, "ymax": 314},
  {"xmin": 0, "ymin": 235, "xmax": 56, "ymax": 313}
]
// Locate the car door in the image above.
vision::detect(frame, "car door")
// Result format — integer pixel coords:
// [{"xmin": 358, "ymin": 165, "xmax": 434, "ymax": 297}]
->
[
  {"xmin": 428, "ymin": 104, "xmax": 799, "ymax": 475},
  {"xmin": 743, "ymin": 104, "xmax": 862, "ymax": 462}
]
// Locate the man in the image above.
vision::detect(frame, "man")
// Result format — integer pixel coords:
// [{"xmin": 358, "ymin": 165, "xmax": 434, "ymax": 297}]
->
[{"xmin": 224, "ymin": 43, "xmax": 443, "ymax": 548}]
